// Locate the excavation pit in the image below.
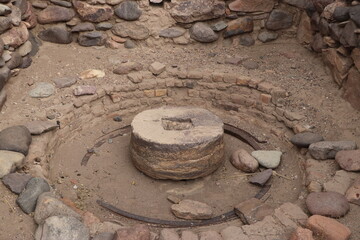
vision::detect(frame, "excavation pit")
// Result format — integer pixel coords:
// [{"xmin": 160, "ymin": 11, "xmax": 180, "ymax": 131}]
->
[{"xmin": 130, "ymin": 106, "xmax": 225, "ymax": 180}]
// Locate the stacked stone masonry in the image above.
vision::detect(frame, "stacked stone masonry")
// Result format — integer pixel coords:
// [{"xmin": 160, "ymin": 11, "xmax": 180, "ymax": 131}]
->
[{"xmin": 0, "ymin": 0, "xmax": 359, "ymax": 111}]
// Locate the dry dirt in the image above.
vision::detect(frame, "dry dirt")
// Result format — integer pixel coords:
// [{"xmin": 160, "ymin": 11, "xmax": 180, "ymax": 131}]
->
[{"xmin": 0, "ymin": 35, "xmax": 359, "ymax": 239}]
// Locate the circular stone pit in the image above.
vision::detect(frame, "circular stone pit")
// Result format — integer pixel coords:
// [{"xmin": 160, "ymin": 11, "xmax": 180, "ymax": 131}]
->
[{"xmin": 130, "ymin": 106, "xmax": 225, "ymax": 180}]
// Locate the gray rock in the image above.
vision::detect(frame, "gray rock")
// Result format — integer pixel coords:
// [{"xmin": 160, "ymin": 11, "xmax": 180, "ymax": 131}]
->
[
  {"xmin": 306, "ymin": 191, "xmax": 350, "ymax": 218},
  {"xmin": 171, "ymin": 199, "xmax": 213, "ymax": 220},
  {"xmin": 160, "ymin": 229, "xmax": 179, "ymax": 240},
  {"xmin": 211, "ymin": 21, "xmax": 227, "ymax": 32},
  {"xmin": 340, "ymin": 20, "xmax": 359, "ymax": 48},
  {"xmin": 24, "ymin": 120, "xmax": 59, "ymax": 135},
  {"xmin": 35, "ymin": 216, "xmax": 90, "ymax": 240},
  {"xmin": 20, "ymin": 56, "xmax": 32, "ymax": 69},
  {"xmin": 53, "ymin": 77, "xmax": 77, "ymax": 88},
  {"xmin": 5, "ymin": 51, "xmax": 23, "ymax": 70},
  {"xmin": 78, "ymin": 31, "xmax": 107, "ymax": 47},
  {"xmin": 0, "ymin": 4, "xmax": 11, "ymax": 16},
  {"xmin": 251, "ymin": 150, "xmax": 282, "ymax": 169},
  {"xmin": 2, "ymin": 172, "xmax": 32, "ymax": 194},
  {"xmin": 37, "ymin": 5, "xmax": 75, "ymax": 24},
  {"xmin": 190, "ymin": 22, "xmax": 218, "ymax": 43},
  {"xmin": 0, "ymin": 125, "xmax": 31, "ymax": 155},
  {"xmin": 96, "ymin": 22, "xmax": 113, "ymax": 30},
  {"xmin": 71, "ymin": 22, "xmax": 95, "ymax": 32},
  {"xmin": 112, "ymin": 22, "xmax": 149, "ymax": 40},
  {"xmin": 257, "ymin": 30, "xmax": 278, "ymax": 43},
  {"xmin": 17, "ymin": 177, "xmax": 50, "ymax": 214},
  {"xmin": 242, "ymin": 59, "xmax": 259, "ymax": 70},
  {"xmin": 114, "ymin": 1, "xmax": 142, "ymax": 21},
  {"xmin": 249, "ymin": 169, "xmax": 272, "ymax": 186},
  {"xmin": 349, "ymin": 5, "xmax": 360, "ymax": 27},
  {"xmin": 0, "ymin": 16, "xmax": 11, "ymax": 34},
  {"xmin": 0, "ymin": 150, "xmax": 25, "ymax": 178},
  {"xmin": 38, "ymin": 24, "xmax": 72, "ymax": 44},
  {"xmin": 0, "ymin": 66, "xmax": 10, "ymax": 91},
  {"xmin": 29, "ymin": 82, "xmax": 55, "ymax": 98},
  {"xmin": 124, "ymin": 39, "xmax": 136, "ymax": 49},
  {"xmin": 18, "ymin": 41, "xmax": 32, "ymax": 57},
  {"xmin": 333, "ymin": 6, "xmax": 350, "ymax": 22},
  {"xmin": 290, "ymin": 132, "xmax": 324, "ymax": 148},
  {"xmin": 34, "ymin": 193, "xmax": 81, "ymax": 224},
  {"xmin": 266, "ymin": 9, "xmax": 293, "ymax": 30},
  {"xmin": 239, "ymin": 34, "xmax": 254, "ymax": 46},
  {"xmin": 159, "ymin": 27, "xmax": 186, "ymax": 38},
  {"xmin": 309, "ymin": 141, "xmax": 357, "ymax": 160},
  {"xmin": 50, "ymin": 0, "xmax": 72, "ymax": 8}
]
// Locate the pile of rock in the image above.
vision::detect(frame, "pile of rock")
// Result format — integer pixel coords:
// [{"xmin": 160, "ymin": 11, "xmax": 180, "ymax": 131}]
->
[{"xmin": 297, "ymin": 0, "xmax": 360, "ymax": 110}]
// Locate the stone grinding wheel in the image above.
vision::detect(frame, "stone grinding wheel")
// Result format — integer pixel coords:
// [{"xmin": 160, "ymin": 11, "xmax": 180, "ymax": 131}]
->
[{"xmin": 130, "ymin": 106, "xmax": 225, "ymax": 180}]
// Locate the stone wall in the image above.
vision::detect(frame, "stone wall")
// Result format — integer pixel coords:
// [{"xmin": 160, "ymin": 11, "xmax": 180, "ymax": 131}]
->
[{"xmin": 0, "ymin": 0, "xmax": 359, "ymax": 111}]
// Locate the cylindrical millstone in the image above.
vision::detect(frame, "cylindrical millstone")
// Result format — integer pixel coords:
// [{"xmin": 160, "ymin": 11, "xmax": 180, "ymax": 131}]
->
[{"xmin": 129, "ymin": 106, "xmax": 225, "ymax": 180}]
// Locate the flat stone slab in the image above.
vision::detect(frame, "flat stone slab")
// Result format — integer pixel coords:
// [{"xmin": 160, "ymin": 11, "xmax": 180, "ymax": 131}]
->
[
  {"xmin": 2, "ymin": 172, "xmax": 32, "ymax": 193},
  {"xmin": 290, "ymin": 132, "xmax": 324, "ymax": 148},
  {"xmin": 130, "ymin": 106, "xmax": 224, "ymax": 180},
  {"xmin": 306, "ymin": 191, "xmax": 350, "ymax": 218},
  {"xmin": 309, "ymin": 141, "xmax": 357, "ymax": 160},
  {"xmin": 251, "ymin": 150, "xmax": 282, "ymax": 169},
  {"xmin": 171, "ymin": 199, "xmax": 213, "ymax": 220}
]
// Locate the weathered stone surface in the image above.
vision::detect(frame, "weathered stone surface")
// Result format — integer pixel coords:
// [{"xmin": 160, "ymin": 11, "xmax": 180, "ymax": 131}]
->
[
  {"xmin": 29, "ymin": 82, "xmax": 55, "ymax": 98},
  {"xmin": 307, "ymin": 215, "xmax": 351, "ymax": 240},
  {"xmin": 251, "ymin": 150, "xmax": 282, "ymax": 169},
  {"xmin": 323, "ymin": 170, "xmax": 353, "ymax": 195},
  {"xmin": 112, "ymin": 22, "xmax": 149, "ymax": 40},
  {"xmin": 230, "ymin": 149, "xmax": 258, "ymax": 173},
  {"xmin": 0, "ymin": 16, "xmax": 11, "ymax": 34},
  {"xmin": 312, "ymin": 0, "xmax": 335, "ymax": 13},
  {"xmin": 115, "ymin": 1, "xmax": 141, "ymax": 21},
  {"xmin": 335, "ymin": 149, "xmax": 360, "ymax": 171},
  {"xmin": 343, "ymin": 67, "xmax": 360, "ymax": 111},
  {"xmin": 211, "ymin": 21, "xmax": 227, "ymax": 32},
  {"xmin": 297, "ymin": 11, "xmax": 313, "ymax": 44},
  {"xmin": 159, "ymin": 27, "xmax": 186, "ymax": 38},
  {"xmin": 266, "ymin": 9, "xmax": 293, "ymax": 30},
  {"xmin": 74, "ymin": 85, "xmax": 96, "ymax": 96},
  {"xmin": 113, "ymin": 62, "xmax": 143, "ymax": 75},
  {"xmin": 35, "ymin": 216, "xmax": 90, "ymax": 240},
  {"xmin": 24, "ymin": 120, "xmax": 58, "ymax": 135},
  {"xmin": 238, "ymin": 34, "xmax": 254, "ymax": 46},
  {"xmin": 53, "ymin": 77, "xmax": 77, "ymax": 88},
  {"xmin": 130, "ymin": 107, "xmax": 224, "ymax": 180},
  {"xmin": 124, "ymin": 39, "xmax": 136, "ymax": 48},
  {"xmin": 37, "ymin": 6, "xmax": 75, "ymax": 24},
  {"xmin": 73, "ymin": 1, "xmax": 113, "ymax": 23},
  {"xmin": 71, "ymin": 22, "xmax": 94, "ymax": 32},
  {"xmin": 276, "ymin": 202, "xmax": 309, "ymax": 226},
  {"xmin": 149, "ymin": 61, "xmax": 166, "ymax": 75},
  {"xmin": 96, "ymin": 22, "xmax": 113, "ymax": 30},
  {"xmin": 309, "ymin": 141, "xmax": 357, "ymax": 160},
  {"xmin": 349, "ymin": 5, "xmax": 360, "ymax": 27},
  {"xmin": 0, "ymin": 22, "xmax": 28, "ymax": 48},
  {"xmin": 345, "ymin": 177, "xmax": 360, "ymax": 205},
  {"xmin": 290, "ymin": 132, "xmax": 324, "ymax": 148},
  {"xmin": 170, "ymin": 0, "xmax": 225, "ymax": 23},
  {"xmin": 199, "ymin": 231, "xmax": 222, "ymax": 240},
  {"xmin": 6, "ymin": 52, "xmax": 23, "ymax": 70},
  {"xmin": 189, "ymin": 22, "xmax": 218, "ymax": 43},
  {"xmin": 220, "ymin": 226, "xmax": 248, "ymax": 240},
  {"xmin": 78, "ymin": 31, "xmax": 107, "ymax": 47},
  {"xmin": 340, "ymin": 20, "xmax": 359, "ymax": 48},
  {"xmin": 18, "ymin": 41, "xmax": 32, "ymax": 57},
  {"xmin": 224, "ymin": 17, "xmax": 253, "ymax": 38},
  {"xmin": 0, "ymin": 125, "xmax": 31, "ymax": 155},
  {"xmin": 333, "ymin": 6, "xmax": 350, "ymax": 22},
  {"xmin": 0, "ymin": 4, "xmax": 11, "ymax": 16},
  {"xmin": 234, "ymin": 198, "xmax": 273, "ymax": 224},
  {"xmin": 2, "ymin": 172, "xmax": 31, "ymax": 194},
  {"xmin": 34, "ymin": 193, "xmax": 81, "ymax": 224},
  {"xmin": 249, "ymin": 169, "xmax": 272, "ymax": 186},
  {"xmin": 310, "ymin": 33, "xmax": 326, "ymax": 53},
  {"xmin": 38, "ymin": 24, "xmax": 72, "ymax": 44},
  {"xmin": 306, "ymin": 191, "xmax": 350, "ymax": 218},
  {"xmin": 160, "ymin": 229, "xmax": 179, "ymax": 240},
  {"xmin": 17, "ymin": 177, "xmax": 50, "ymax": 214},
  {"xmin": 257, "ymin": 31, "xmax": 278, "ymax": 43},
  {"xmin": 171, "ymin": 199, "xmax": 213, "ymax": 220},
  {"xmin": 113, "ymin": 224, "xmax": 150, "ymax": 240},
  {"xmin": 0, "ymin": 150, "xmax": 25, "ymax": 178},
  {"xmin": 290, "ymin": 227, "xmax": 314, "ymax": 240},
  {"xmin": 229, "ymin": 0, "xmax": 274, "ymax": 12},
  {"xmin": 80, "ymin": 69, "xmax": 105, "ymax": 79}
]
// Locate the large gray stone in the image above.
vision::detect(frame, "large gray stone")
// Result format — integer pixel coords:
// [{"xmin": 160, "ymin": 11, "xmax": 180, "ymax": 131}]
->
[
  {"xmin": 38, "ymin": 24, "xmax": 72, "ymax": 44},
  {"xmin": 0, "ymin": 16, "xmax": 11, "ymax": 34},
  {"xmin": 309, "ymin": 141, "xmax": 357, "ymax": 160},
  {"xmin": 0, "ymin": 150, "xmax": 25, "ymax": 178},
  {"xmin": 73, "ymin": 1, "xmax": 114, "ymax": 23},
  {"xmin": 306, "ymin": 191, "xmax": 350, "ymax": 218},
  {"xmin": 251, "ymin": 150, "xmax": 282, "ymax": 169},
  {"xmin": 78, "ymin": 31, "xmax": 107, "ymax": 47},
  {"xmin": 29, "ymin": 82, "xmax": 55, "ymax": 98},
  {"xmin": 2, "ymin": 172, "xmax": 32, "ymax": 194},
  {"xmin": 35, "ymin": 216, "xmax": 90, "ymax": 240},
  {"xmin": 114, "ymin": 1, "xmax": 142, "ymax": 21},
  {"xmin": 34, "ymin": 193, "xmax": 81, "ymax": 224},
  {"xmin": 53, "ymin": 77, "xmax": 77, "ymax": 88},
  {"xmin": 169, "ymin": 0, "xmax": 225, "ymax": 23},
  {"xmin": 349, "ymin": 5, "xmax": 360, "ymax": 27},
  {"xmin": 159, "ymin": 27, "xmax": 186, "ymax": 38},
  {"xmin": 290, "ymin": 132, "xmax": 324, "ymax": 148},
  {"xmin": 257, "ymin": 31, "xmax": 278, "ymax": 43},
  {"xmin": 71, "ymin": 22, "xmax": 95, "ymax": 32},
  {"xmin": 5, "ymin": 51, "xmax": 23, "ymax": 70},
  {"xmin": 17, "ymin": 177, "xmax": 51, "ymax": 214},
  {"xmin": 112, "ymin": 22, "xmax": 149, "ymax": 40},
  {"xmin": 0, "ymin": 125, "xmax": 31, "ymax": 155},
  {"xmin": 190, "ymin": 22, "xmax": 218, "ymax": 43},
  {"xmin": 266, "ymin": 9, "xmax": 293, "ymax": 30}
]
